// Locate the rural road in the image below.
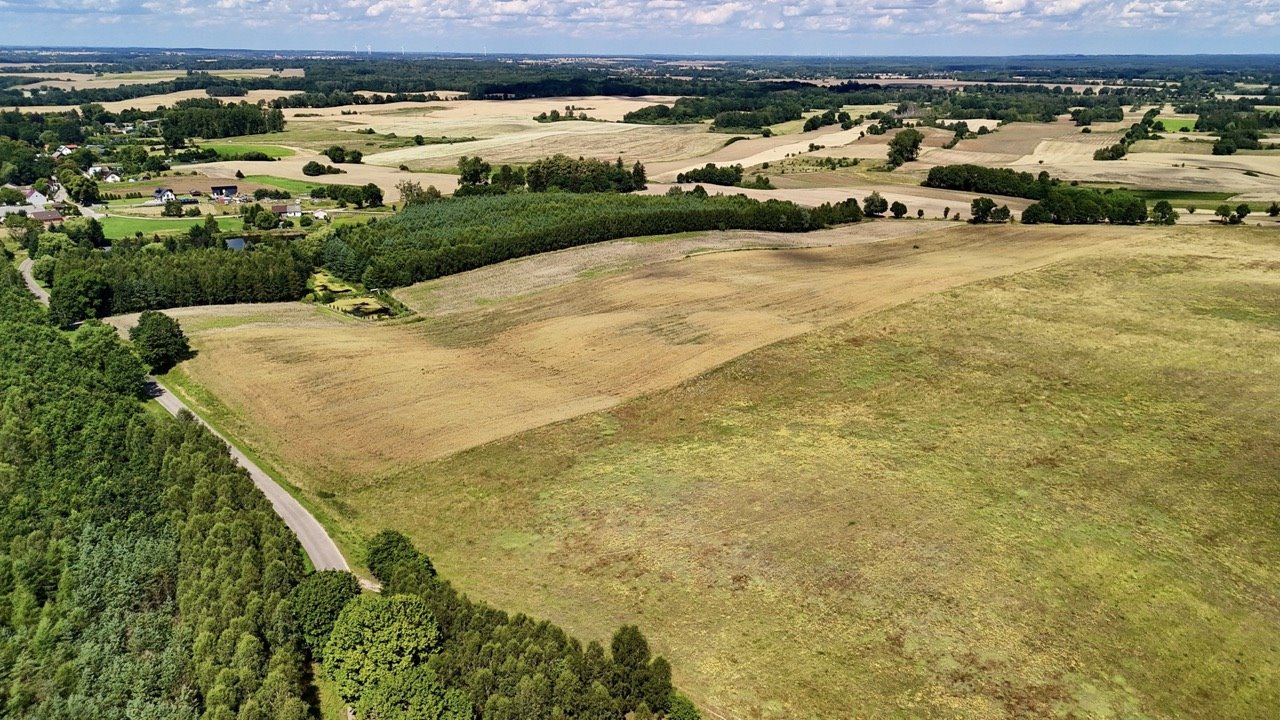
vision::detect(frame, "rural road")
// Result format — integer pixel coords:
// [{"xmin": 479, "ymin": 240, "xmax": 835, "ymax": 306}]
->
[
  {"xmin": 18, "ymin": 257, "xmax": 353, "ymax": 573},
  {"xmin": 17, "ymin": 258, "xmax": 49, "ymax": 304}
]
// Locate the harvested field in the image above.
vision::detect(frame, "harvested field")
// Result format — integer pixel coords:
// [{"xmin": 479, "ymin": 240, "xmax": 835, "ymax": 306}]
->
[
  {"xmin": 647, "ymin": 124, "xmax": 869, "ymax": 179},
  {"xmin": 367, "ymin": 123, "xmax": 726, "ymax": 170},
  {"xmin": 191, "ymin": 158, "xmax": 459, "ymax": 201},
  {"xmin": 16, "ymin": 88, "xmax": 295, "ymax": 113},
  {"xmin": 0, "ymin": 67, "xmax": 302, "ymax": 91},
  {"xmin": 948, "ymin": 118, "xmax": 1084, "ymax": 158},
  {"xmin": 161, "ymin": 224, "xmax": 1280, "ymax": 719},
  {"xmin": 162, "ymin": 223, "xmax": 1115, "ymax": 491}
]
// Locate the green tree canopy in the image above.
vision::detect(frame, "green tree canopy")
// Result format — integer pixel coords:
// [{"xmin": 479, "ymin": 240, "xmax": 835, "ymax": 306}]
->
[
  {"xmin": 128, "ymin": 310, "xmax": 191, "ymax": 373},
  {"xmin": 289, "ymin": 570, "xmax": 361, "ymax": 659},
  {"xmin": 324, "ymin": 593, "xmax": 442, "ymax": 705},
  {"xmin": 862, "ymin": 191, "xmax": 889, "ymax": 217},
  {"xmin": 355, "ymin": 666, "xmax": 472, "ymax": 720},
  {"xmin": 887, "ymin": 128, "xmax": 925, "ymax": 168}
]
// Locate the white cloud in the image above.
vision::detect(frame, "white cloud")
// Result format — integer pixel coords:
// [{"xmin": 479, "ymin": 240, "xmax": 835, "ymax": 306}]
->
[{"xmin": 0, "ymin": 0, "xmax": 1276, "ymax": 51}]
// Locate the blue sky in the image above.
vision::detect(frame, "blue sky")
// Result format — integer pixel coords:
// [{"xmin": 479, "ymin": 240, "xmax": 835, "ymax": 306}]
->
[{"xmin": 1, "ymin": 0, "xmax": 1278, "ymax": 55}]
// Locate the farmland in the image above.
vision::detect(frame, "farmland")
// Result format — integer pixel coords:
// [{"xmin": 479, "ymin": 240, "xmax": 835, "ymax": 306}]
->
[
  {"xmin": 150, "ymin": 222, "xmax": 1280, "ymax": 718},
  {"xmin": 9, "ymin": 48, "xmax": 1280, "ymax": 720}
]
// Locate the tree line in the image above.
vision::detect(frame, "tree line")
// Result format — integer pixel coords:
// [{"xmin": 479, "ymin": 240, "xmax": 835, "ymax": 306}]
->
[
  {"xmin": 47, "ymin": 246, "xmax": 311, "ymax": 325},
  {"xmin": 449, "ymin": 154, "xmax": 647, "ymax": 195},
  {"xmin": 326, "ymin": 189, "xmax": 861, "ymax": 289}
]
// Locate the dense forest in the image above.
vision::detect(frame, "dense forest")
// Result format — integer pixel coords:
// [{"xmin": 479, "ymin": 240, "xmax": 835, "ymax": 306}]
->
[
  {"xmin": 322, "ymin": 190, "xmax": 860, "ymax": 288},
  {"xmin": 46, "ymin": 246, "xmax": 311, "ymax": 324},
  {"xmin": 0, "ymin": 262, "xmax": 312, "ymax": 719}
]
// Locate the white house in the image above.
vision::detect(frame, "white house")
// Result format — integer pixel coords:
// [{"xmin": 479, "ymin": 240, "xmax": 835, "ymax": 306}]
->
[{"xmin": 22, "ymin": 187, "xmax": 48, "ymax": 207}]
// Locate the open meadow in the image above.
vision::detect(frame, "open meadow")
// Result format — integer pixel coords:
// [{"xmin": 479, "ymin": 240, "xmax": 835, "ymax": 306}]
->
[{"xmin": 128, "ymin": 220, "xmax": 1280, "ymax": 718}]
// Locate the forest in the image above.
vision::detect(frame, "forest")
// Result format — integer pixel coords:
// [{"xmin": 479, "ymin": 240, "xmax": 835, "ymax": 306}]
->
[
  {"xmin": 0, "ymin": 262, "xmax": 312, "ymax": 719},
  {"xmin": 47, "ymin": 245, "xmax": 311, "ymax": 324}
]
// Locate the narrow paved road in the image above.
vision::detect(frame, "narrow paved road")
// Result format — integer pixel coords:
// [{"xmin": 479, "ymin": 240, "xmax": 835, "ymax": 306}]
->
[
  {"xmin": 18, "ymin": 257, "xmax": 351, "ymax": 572},
  {"xmin": 17, "ymin": 258, "xmax": 49, "ymax": 304}
]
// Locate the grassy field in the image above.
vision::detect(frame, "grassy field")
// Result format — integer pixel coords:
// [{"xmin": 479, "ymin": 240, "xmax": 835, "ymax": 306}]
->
[
  {"xmin": 1157, "ymin": 116, "xmax": 1199, "ymax": 132},
  {"xmin": 232, "ymin": 126, "xmax": 417, "ymax": 155},
  {"xmin": 363, "ymin": 226, "xmax": 1279, "ymax": 719},
  {"xmin": 242, "ymin": 175, "xmax": 323, "ymax": 194},
  {"xmin": 100, "ymin": 214, "xmax": 243, "ymax": 239},
  {"xmin": 165, "ymin": 224, "xmax": 1280, "ymax": 717},
  {"xmin": 160, "ymin": 224, "xmax": 1280, "ymax": 719},
  {"xmin": 202, "ymin": 142, "xmax": 296, "ymax": 159}
]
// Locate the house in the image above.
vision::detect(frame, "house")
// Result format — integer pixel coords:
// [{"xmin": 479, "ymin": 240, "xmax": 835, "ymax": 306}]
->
[
  {"xmin": 22, "ymin": 187, "xmax": 48, "ymax": 207},
  {"xmin": 271, "ymin": 203, "xmax": 302, "ymax": 218},
  {"xmin": 210, "ymin": 185, "xmax": 238, "ymax": 199},
  {"xmin": 86, "ymin": 166, "xmax": 120, "ymax": 183},
  {"xmin": 31, "ymin": 210, "xmax": 63, "ymax": 224},
  {"xmin": 154, "ymin": 188, "xmax": 177, "ymax": 203},
  {"xmin": 52, "ymin": 144, "xmax": 79, "ymax": 159}
]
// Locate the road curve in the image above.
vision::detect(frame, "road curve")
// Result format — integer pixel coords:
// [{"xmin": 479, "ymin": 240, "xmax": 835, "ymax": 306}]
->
[
  {"xmin": 17, "ymin": 258, "xmax": 50, "ymax": 304},
  {"xmin": 18, "ymin": 256, "xmax": 351, "ymax": 572}
]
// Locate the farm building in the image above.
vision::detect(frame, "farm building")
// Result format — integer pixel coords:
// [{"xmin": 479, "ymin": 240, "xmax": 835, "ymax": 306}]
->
[
  {"xmin": 211, "ymin": 185, "xmax": 239, "ymax": 199},
  {"xmin": 31, "ymin": 210, "xmax": 63, "ymax": 224}
]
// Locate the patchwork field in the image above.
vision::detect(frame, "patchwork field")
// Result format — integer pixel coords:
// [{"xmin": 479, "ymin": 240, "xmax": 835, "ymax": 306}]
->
[
  {"xmin": 0, "ymin": 67, "xmax": 302, "ymax": 91},
  {"xmin": 150, "ymin": 223, "xmax": 1280, "ymax": 719}
]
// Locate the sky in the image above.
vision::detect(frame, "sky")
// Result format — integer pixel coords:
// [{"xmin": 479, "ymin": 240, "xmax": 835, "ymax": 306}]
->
[{"xmin": 1, "ymin": 0, "xmax": 1279, "ymax": 56}]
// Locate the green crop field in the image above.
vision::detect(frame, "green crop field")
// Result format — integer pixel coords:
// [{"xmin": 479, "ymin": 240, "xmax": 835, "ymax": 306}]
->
[
  {"xmin": 203, "ymin": 142, "xmax": 295, "ymax": 158},
  {"xmin": 242, "ymin": 175, "xmax": 323, "ymax": 194},
  {"xmin": 1157, "ymin": 115, "xmax": 1198, "ymax": 132},
  {"xmin": 100, "ymin": 214, "xmax": 243, "ymax": 239}
]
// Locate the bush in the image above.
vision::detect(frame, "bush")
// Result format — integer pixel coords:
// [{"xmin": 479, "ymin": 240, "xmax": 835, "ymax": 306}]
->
[
  {"xmin": 367, "ymin": 530, "xmax": 430, "ymax": 582},
  {"xmin": 303, "ymin": 160, "xmax": 344, "ymax": 176}
]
